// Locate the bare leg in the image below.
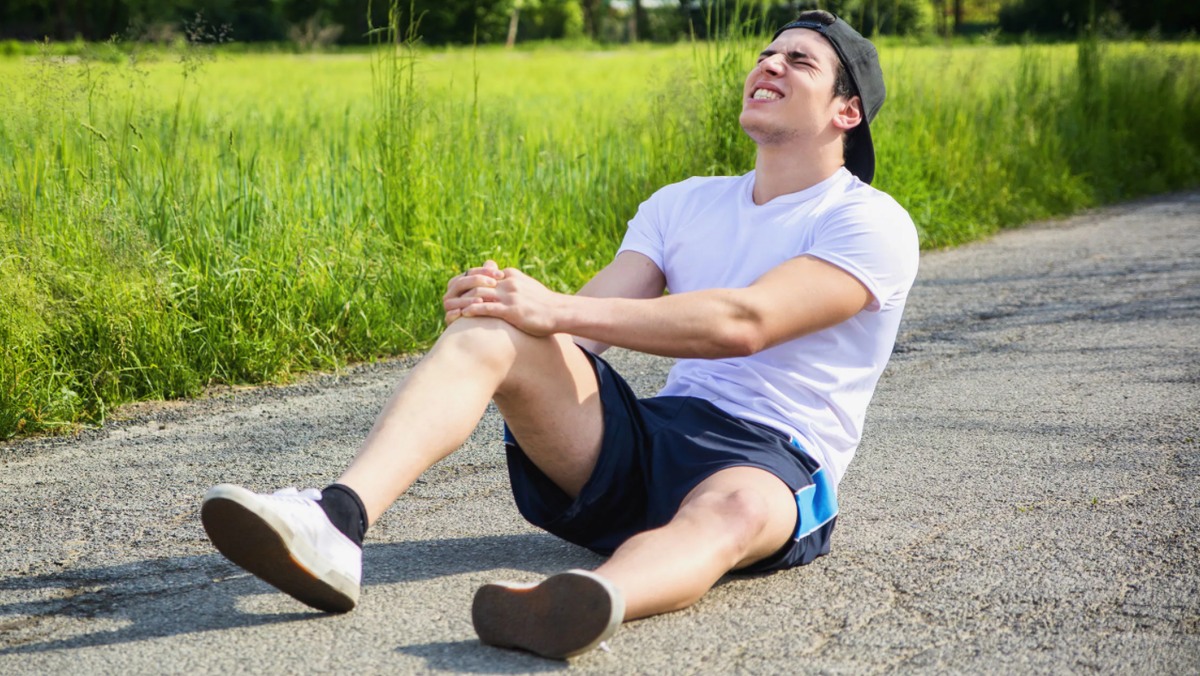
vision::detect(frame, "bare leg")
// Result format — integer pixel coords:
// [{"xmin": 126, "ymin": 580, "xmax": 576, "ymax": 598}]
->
[
  {"xmin": 335, "ymin": 317, "xmax": 605, "ymax": 525},
  {"xmin": 593, "ymin": 466, "xmax": 799, "ymax": 620},
  {"xmin": 335, "ymin": 318, "xmax": 796, "ymax": 625}
]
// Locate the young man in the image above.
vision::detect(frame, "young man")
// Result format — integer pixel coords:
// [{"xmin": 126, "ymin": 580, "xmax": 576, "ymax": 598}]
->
[{"xmin": 200, "ymin": 11, "xmax": 918, "ymax": 659}]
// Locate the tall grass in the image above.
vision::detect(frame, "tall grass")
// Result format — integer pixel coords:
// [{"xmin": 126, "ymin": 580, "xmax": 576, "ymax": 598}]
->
[{"xmin": 1, "ymin": 32, "xmax": 1198, "ymax": 439}]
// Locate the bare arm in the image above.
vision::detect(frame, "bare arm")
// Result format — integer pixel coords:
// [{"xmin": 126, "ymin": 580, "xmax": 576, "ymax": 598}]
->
[
  {"xmin": 570, "ymin": 252, "xmax": 667, "ymax": 354},
  {"xmin": 558, "ymin": 255, "xmax": 872, "ymax": 358},
  {"xmin": 449, "ymin": 254, "xmax": 872, "ymax": 359}
]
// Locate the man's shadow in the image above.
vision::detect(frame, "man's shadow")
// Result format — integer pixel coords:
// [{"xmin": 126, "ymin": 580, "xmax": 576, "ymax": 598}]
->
[{"xmin": 0, "ymin": 532, "xmax": 600, "ymax": 670}]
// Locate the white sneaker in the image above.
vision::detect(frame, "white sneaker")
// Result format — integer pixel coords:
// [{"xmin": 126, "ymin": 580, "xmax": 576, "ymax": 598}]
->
[
  {"xmin": 472, "ymin": 569, "xmax": 624, "ymax": 659},
  {"xmin": 201, "ymin": 484, "xmax": 362, "ymax": 613}
]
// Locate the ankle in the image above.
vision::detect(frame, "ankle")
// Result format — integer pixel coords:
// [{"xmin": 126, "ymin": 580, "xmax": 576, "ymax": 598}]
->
[{"xmin": 319, "ymin": 484, "xmax": 368, "ymax": 547}]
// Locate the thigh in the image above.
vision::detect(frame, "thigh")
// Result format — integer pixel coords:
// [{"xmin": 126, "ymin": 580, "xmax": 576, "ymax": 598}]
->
[
  {"xmin": 678, "ymin": 466, "xmax": 798, "ymax": 570},
  {"xmin": 492, "ymin": 331, "xmax": 604, "ymax": 499}
]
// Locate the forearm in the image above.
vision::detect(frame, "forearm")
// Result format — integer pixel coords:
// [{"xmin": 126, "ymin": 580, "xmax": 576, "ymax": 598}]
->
[
  {"xmin": 449, "ymin": 254, "xmax": 869, "ymax": 359},
  {"xmin": 568, "ymin": 252, "xmax": 666, "ymax": 356},
  {"xmin": 557, "ymin": 289, "xmax": 762, "ymax": 360}
]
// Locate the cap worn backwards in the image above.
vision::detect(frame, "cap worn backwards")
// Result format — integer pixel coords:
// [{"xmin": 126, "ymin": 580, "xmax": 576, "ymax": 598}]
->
[{"xmin": 773, "ymin": 16, "xmax": 886, "ymax": 184}]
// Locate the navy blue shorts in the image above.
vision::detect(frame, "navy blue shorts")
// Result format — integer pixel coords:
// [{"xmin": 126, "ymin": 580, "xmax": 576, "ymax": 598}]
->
[{"xmin": 503, "ymin": 347, "xmax": 839, "ymax": 573}]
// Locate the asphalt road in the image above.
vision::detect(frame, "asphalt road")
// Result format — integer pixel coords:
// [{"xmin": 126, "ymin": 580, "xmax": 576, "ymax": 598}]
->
[{"xmin": 2, "ymin": 192, "xmax": 1198, "ymax": 675}]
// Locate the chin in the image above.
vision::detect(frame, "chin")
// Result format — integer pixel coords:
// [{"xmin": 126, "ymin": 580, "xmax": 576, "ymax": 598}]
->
[{"xmin": 739, "ymin": 115, "xmax": 796, "ymax": 147}]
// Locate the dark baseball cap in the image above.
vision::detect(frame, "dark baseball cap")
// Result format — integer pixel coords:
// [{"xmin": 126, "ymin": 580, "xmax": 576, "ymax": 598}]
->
[{"xmin": 773, "ymin": 17, "xmax": 886, "ymax": 184}]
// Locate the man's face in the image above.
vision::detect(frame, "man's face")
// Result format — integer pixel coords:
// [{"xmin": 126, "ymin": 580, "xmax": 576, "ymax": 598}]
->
[{"xmin": 739, "ymin": 28, "xmax": 857, "ymax": 147}]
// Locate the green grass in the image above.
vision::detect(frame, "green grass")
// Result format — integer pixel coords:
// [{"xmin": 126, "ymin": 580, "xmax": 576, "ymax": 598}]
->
[{"xmin": 2, "ymin": 36, "xmax": 1199, "ymax": 439}]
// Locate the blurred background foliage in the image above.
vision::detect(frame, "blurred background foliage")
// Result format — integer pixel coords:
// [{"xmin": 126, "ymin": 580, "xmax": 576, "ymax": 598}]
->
[
  {"xmin": 2, "ymin": 1, "xmax": 1199, "ymax": 437},
  {"xmin": 1, "ymin": 1, "xmax": 1197, "ymax": 48}
]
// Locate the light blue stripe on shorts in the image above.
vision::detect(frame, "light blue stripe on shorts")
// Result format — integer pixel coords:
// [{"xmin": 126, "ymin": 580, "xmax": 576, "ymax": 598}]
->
[{"xmin": 790, "ymin": 437, "xmax": 839, "ymax": 541}]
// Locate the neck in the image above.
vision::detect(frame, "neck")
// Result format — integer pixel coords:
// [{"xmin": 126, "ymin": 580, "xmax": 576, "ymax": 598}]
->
[{"xmin": 750, "ymin": 136, "xmax": 844, "ymax": 205}]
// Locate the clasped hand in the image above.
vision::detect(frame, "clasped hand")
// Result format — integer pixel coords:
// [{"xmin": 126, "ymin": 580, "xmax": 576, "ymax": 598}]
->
[{"xmin": 442, "ymin": 260, "xmax": 562, "ymax": 336}]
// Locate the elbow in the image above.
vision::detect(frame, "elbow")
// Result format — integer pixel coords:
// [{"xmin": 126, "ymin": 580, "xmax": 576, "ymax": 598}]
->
[{"xmin": 711, "ymin": 321, "xmax": 767, "ymax": 359}]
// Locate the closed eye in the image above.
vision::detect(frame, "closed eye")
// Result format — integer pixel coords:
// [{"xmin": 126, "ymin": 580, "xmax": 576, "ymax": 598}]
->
[
  {"xmin": 787, "ymin": 50, "xmax": 820, "ymax": 69},
  {"xmin": 756, "ymin": 50, "xmax": 819, "ymax": 71}
]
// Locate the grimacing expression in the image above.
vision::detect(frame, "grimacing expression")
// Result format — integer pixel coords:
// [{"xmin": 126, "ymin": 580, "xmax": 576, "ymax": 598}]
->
[{"xmin": 739, "ymin": 28, "xmax": 860, "ymax": 147}]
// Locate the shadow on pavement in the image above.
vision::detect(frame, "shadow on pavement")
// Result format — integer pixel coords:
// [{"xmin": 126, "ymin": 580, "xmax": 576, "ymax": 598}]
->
[
  {"xmin": 0, "ymin": 532, "xmax": 597, "ymax": 657},
  {"xmin": 396, "ymin": 640, "xmax": 569, "ymax": 674}
]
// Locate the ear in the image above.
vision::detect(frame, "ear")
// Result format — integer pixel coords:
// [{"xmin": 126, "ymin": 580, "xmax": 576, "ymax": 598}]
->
[{"xmin": 831, "ymin": 95, "xmax": 863, "ymax": 133}]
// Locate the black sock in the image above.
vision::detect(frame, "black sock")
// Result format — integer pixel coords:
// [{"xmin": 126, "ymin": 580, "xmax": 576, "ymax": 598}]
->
[{"xmin": 319, "ymin": 484, "xmax": 367, "ymax": 548}]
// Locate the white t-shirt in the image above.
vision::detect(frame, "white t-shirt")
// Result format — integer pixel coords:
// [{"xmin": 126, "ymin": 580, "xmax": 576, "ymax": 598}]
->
[{"xmin": 617, "ymin": 167, "xmax": 919, "ymax": 486}]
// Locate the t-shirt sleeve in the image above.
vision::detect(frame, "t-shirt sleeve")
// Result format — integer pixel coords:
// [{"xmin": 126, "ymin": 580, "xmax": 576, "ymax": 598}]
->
[
  {"xmin": 616, "ymin": 181, "xmax": 681, "ymax": 272},
  {"xmin": 804, "ymin": 194, "xmax": 921, "ymax": 312}
]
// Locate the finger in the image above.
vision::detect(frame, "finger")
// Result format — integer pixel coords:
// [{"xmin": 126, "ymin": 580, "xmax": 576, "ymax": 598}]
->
[
  {"xmin": 465, "ymin": 260, "xmax": 504, "ymax": 279},
  {"xmin": 444, "ymin": 309, "xmax": 461, "ymax": 325},
  {"xmin": 461, "ymin": 273, "xmax": 500, "ymax": 291},
  {"xmin": 444, "ymin": 274, "xmax": 498, "ymax": 301},
  {"xmin": 444, "ymin": 297, "xmax": 472, "ymax": 312},
  {"xmin": 443, "ymin": 294, "xmax": 492, "ymax": 312},
  {"xmin": 464, "ymin": 270, "xmax": 504, "ymax": 283},
  {"xmin": 461, "ymin": 301, "xmax": 508, "ymax": 320},
  {"xmin": 462, "ymin": 287, "xmax": 499, "ymax": 301}
]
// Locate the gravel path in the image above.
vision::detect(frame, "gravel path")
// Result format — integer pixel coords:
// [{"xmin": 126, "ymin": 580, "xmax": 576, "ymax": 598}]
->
[{"xmin": 2, "ymin": 192, "xmax": 1198, "ymax": 675}]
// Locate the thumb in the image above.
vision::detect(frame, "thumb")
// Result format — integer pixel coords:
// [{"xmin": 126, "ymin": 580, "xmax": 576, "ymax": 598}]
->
[{"xmin": 483, "ymin": 259, "xmax": 504, "ymax": 279}]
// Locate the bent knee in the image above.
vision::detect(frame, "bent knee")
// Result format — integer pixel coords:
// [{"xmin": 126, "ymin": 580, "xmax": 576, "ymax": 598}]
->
[
  {"xmin": 682, "ymin": 489, "xmax": 773, "ymax": 554},
  {"xmin": 437, "ymin": 317, "xmax": 523, "ymax": 370},
  {"xmin": 441, "ymin": 316, "xmax": 520, "ymax": 341},
  {"xmin": 437, "ymin": 317, "xmax": 564, "ymax": 374},
  {"xmin": 712, "ymin": 489, "xmax": 773, "ymax": 533}
]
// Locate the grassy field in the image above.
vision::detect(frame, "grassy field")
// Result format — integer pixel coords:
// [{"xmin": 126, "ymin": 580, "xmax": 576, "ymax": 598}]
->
[{"xmin": 2, "ymin": 36, "xmax": 1199, "ymax": 438}]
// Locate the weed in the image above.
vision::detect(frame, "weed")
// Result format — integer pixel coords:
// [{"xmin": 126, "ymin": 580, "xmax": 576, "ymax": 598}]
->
[{"xmin": 0, "ymin": 28, "xmax": 1198, "ymax": 437}]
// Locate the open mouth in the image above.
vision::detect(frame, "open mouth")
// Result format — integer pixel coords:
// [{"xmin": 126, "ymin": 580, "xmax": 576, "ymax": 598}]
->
[{"xmin": 750, "ymin": 87, "xmax": 783, "ymax": 101}]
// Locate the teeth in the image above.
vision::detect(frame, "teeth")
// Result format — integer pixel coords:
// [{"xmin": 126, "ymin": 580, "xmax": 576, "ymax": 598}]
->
[{"xmin": 752, "ymin": 88, "xmax": 782, "ymax": 100}]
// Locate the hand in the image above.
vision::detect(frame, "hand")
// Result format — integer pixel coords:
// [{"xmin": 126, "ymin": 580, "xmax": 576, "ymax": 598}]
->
[
  {"xmin": 443, "ymin": 266, "xmax": 563, "ymax": 336},
  {"xmin": 443, "ymin": 260, "xmax": 505, "ymax": 325}
]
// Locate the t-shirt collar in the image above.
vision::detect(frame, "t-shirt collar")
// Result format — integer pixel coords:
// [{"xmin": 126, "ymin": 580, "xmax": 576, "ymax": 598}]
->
[{"xmin": 743, "ymin": 167, "xmax": 852, "ymax": 208}]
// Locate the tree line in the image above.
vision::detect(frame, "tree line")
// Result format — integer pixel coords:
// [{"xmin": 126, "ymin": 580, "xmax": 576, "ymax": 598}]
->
[{"xmin": 0, "ymin": 1, "xmax": 1195, "ymax": 46}]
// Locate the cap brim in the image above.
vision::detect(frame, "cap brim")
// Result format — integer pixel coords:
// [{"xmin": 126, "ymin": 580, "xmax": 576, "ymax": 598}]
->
[{"xmin": 844, "ymin": 117, "xmax": 875, "ymax": 185}]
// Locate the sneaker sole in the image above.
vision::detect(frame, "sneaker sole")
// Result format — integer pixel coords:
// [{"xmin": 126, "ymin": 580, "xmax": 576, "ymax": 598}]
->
[
  {"xmin": 472, "ymin": 569, "xmax": 624, "ymax": 659},
  {"xmin": 201, "ymin": 484, "xmax": 359, "ymax": 613}
]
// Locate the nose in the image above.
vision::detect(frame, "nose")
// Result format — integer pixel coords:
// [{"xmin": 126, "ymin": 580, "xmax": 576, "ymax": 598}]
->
[{"xmin": 759, "ymin": 54, "xmax": 785, "ymax": 78}]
